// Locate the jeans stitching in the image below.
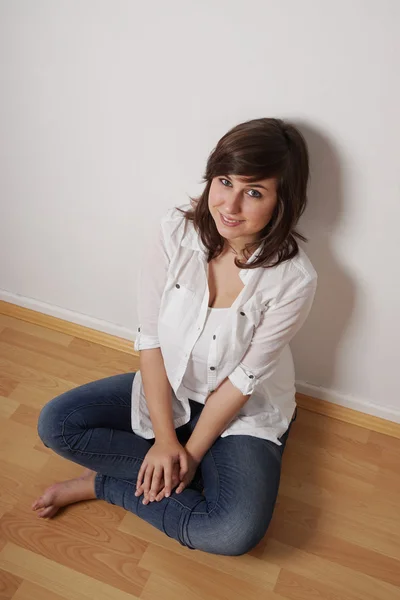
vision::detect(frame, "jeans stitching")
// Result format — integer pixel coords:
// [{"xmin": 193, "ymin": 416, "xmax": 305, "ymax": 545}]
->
[
  {"xmin": 59, "ymin": 403, "xmax": 258, "ymax": 521},
  {"xmin": 262, "ymin": 440, "xmax": 283, "ymax": 463},
  {"xmin": 191, "ymin": 445, "xmax": 221, "ymax": 516},
  {"xmin": 94, "ymin": 473, "xmax": 102, "ymax": 499},
  {"xmin": 103, "ymin": 474, "xmax": 193, "ymax": 512},
  {"xmin": 61, "ymin": 448, "xmax": 145, "ymax": 462},
  {"xmin": 60, "ymin": 403, "xmax": 145, "ymax": 460},
  {"xmin": 59, "ymin": 404, "xmax": 215, "ymax": 514}
]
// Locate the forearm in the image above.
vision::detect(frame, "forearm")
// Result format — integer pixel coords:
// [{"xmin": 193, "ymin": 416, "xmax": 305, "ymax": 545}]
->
[
  {"xmin": 139, "ymin": 348, "xmax": 177, "ymax": 442},
  {"xmin": 185, "ymin": 377, "xmax": 250, "ymax": 463}
]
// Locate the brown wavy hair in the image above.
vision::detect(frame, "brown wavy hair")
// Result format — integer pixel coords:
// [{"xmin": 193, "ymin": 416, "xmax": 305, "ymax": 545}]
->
[{"xmin": 176, "ymin": 117, "xmax": 310, "ymax": 269}]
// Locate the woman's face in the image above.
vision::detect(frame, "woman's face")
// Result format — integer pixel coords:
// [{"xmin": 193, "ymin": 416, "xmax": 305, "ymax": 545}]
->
[{"xmin": 208, "ymin": 175, "xmax": 278, "ymax": 250}]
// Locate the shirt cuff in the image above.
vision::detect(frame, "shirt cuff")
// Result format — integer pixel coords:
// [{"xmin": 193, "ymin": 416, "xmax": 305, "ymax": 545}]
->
[
  {"xmin": 228, "ymin": 363, "xmax": 257, "ymax": 396},
  {"xmin": 134, "ymin": 332, "xmax": 160, "ymax": 351}
]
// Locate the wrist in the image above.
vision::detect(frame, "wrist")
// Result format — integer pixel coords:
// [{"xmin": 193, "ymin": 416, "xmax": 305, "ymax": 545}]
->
[
  {"xmin": 184, "ymin": 442, "xmax": 203, "ymax": 465},
  {"xmin": 154, "ymin": 430, "xmax": 178, "ymax": 444}
]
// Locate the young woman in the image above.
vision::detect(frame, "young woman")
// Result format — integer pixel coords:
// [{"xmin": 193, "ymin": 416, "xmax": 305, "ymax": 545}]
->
[{"xmin": 33, "ymin": 117, "xmax": 317, "ymax": 556}]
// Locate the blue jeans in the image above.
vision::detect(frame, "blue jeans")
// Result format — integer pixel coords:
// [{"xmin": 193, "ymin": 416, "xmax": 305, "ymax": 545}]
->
[{"xmin": 37, "ymin": 372, "xmax": 295, "ymax": 556}]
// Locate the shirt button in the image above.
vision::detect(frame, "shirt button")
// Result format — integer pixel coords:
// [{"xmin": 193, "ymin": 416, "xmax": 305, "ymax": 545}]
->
[
  {"xmin": 213, "ymin": 335, "xmax": 216, "ymax": 340},
  {"xmin": 240, "ymin": 311, "xmax": 245, "ymax": 316},
  {"xmin": 176, "ymin": 284, "xmax": 180, "ymax": 289},
  {"xmin": 138, "ymin": 327, "xmax": 140, "ymax": 332},
  {"xmin": 249, "ymin": 375, "xmax": 254, "ymax": 379},
  {"xmin": 210, "ymin": 366, "xmax": 215, "ymax": 371}
]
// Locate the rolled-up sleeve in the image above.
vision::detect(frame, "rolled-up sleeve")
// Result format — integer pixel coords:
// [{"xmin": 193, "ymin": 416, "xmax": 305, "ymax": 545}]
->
[
  {"xmin": 228, "ymin": 278, "xmax": 317, "ymax": 396},
  {"xmin": 134, "ymin": 221, "xmax": 170, "ymax": 351}
]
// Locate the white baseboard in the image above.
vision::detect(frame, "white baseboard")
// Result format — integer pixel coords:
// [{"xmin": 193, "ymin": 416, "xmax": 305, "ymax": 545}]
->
[
  {"xmin": 0, "ymin": 289, "xmax": 136, "ymax": 341},
  {"xmin": 296, "ymin": 381, "xmax": 400, "ymax": 424},
  {"xmin": 2, "ymin": 288, "xmax": 400, "ymax": 427}
]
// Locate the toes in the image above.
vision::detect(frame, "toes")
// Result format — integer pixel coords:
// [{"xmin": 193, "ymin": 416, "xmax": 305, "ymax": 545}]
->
[
  {"xmin": 32, "ymin": 497, "xmax": 45, "ymax": 511},
  {"xmin": 37, "ymin": 505, "xmax": 58, "ymax": 519},
  {"xmin": 32, "ymin": 485, "xmax": 57, "ymax": 512},
  {"xmin": 46, "ymin": 506, "xmax": 59, "ymax": 518}
]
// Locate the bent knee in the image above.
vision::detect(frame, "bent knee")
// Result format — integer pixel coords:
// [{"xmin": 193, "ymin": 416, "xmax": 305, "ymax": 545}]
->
[
  {"xmin": 215, "ymin": 531, "xmax": 264, "ymax": 556},
  {"xmin": 37, "ymin": 394, "xmax": 69, "ymax": 448},
  {"xmin": 37, "ymin": 400, "xmax": 56, "ymax": 447},
  {"xmin": 206, "ymin": 512, "xmax": 272, "ymax": 556}
]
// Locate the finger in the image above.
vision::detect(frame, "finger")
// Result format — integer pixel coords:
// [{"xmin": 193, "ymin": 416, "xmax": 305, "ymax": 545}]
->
[
  {"xmin": 179, "ymin": 451, "xmax": 189, "ymax": 479},
  {"xmin": 149, "ymin": 465, "xmax": 164, "ymax": 500},
  {"xmin": 142, "ymin": 465, "xmax": 154, "ymax": 502},
  {"xmin": 135, "ymin": 480, "xmax": 144, "ymax": 497},
  {"xmin": 155, "ymin": 487, "xmax": 166, "ymax": 502},
  {"xmin": 136, "ymin": 472, "xmax": 167, "ymax": 498},
  {"xmin": 135, "ymin": 483, "xmax": 145, "ymax": 497},
  {"xmin": 156, "ymin": 476, "xmax": 168, "ymax": 500},
  {"xmin": 172, "ymin": 467, "xmax": 180, "ymax": 484},
  {"xmin": 135, "ymin": 462, "xmax": 149, "ymax": 497},
  {"xmin": 136, "ymin": 461, "xmax": 147, "ymax": 491},
  {"xmin": 176, "ymin": 480, "xmax": 186, "ymax": 494},
  {"xmin": 163, "ymin": 461, "xmax": 173, "ymax": 498},
  {"xmin": 156, "ymin": 471, "xmax": 178, "ymax": 501},
  {"xmin": 153, "ymin": 471, "xmax": 179, "ymax": 501}
]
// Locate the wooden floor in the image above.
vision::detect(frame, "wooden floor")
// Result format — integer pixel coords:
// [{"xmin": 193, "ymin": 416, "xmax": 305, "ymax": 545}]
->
[{"xmin": 0, "ymin": 314, "xmax": 399, "ymax": 600}]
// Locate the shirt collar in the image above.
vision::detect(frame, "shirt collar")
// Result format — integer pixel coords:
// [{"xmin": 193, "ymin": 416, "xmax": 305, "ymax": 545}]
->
[{"xmin": 181, "ymin": 224, "xmax": 264, "ymax": 283}]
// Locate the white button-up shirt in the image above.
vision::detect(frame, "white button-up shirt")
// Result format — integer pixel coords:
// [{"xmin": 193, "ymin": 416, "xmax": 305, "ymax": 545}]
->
[{"xmin": 132, "ymin": 203, "xmax": 317, "ymax": 445}]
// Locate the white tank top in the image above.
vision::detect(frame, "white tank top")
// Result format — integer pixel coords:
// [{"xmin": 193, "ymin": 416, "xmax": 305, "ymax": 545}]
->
[{"xmin": 181, "ymin": 306, "xmax": 229, "ymax": 403}]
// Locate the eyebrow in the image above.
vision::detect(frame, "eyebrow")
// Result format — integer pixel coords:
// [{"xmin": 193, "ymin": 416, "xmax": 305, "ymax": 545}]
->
[
  {"xmin": 225, "ymin": 176, "xmax": 269, "ymax": 191},
  {"xmin": 245, "ymin": 183, "xmax": 268, "ymax": 190}
]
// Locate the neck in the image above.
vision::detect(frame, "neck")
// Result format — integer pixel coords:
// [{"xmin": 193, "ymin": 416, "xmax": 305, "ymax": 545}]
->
[{"xmin": 224, "ymin": 238, "xmax": 260, "ymax": 259}]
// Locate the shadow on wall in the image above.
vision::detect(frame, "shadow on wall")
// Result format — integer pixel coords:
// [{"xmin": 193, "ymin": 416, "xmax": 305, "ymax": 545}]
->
[
  {"xmin": 290, "ymin": 122, "xmax": 356, "ymax": 394},
  {"xmin": 252, "ymin": 126, "xmax": 358, "ymax": 557}
]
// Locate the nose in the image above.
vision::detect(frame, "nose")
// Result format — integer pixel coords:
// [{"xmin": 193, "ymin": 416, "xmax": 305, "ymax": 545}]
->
[{"xmin": 223, "ymin": 191, "xmax": 242, "ymax": 215}]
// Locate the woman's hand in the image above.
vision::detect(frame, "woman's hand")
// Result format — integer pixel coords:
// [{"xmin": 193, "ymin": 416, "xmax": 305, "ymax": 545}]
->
[
  {"xmin": 152, "ymin": 451, "xmax": 201, "ymax": 501},
  {"xmin": 152, "ymin": 462, "xmax": 181, "ymax": 502},
  {"xmin": 137, "ymin": 462, "xmax": 182, "ymax": 503},
  {"xmin": 135, "ymin": 439, "xmax": 188, "ymax": 503},
  {"xmin": 175, "ymin": 452, "xmax": 200, "ymax": 494}
]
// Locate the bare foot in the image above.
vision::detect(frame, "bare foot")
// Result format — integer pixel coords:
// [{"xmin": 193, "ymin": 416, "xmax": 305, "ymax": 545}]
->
[{"xmin": 32, "ymin": 469, "xmax": 97, "ymax": 519}]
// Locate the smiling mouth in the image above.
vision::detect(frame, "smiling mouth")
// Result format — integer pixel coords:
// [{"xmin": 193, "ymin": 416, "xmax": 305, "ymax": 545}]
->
[{"xmin": 218, "ymin": 212, "xmax": 244, "ymax": 224}]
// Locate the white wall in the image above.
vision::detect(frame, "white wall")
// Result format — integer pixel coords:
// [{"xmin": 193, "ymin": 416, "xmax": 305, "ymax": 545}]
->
[{"xmin": 1, "ymin": 0, "xmax": 399, "ymax": 422}]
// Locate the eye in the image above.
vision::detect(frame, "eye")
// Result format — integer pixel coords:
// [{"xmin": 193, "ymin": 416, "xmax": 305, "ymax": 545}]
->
[
  {"xmin": 218, "ymin": 177, "xmax": 262, "ymax": 199},
  {"xmin": 248, "ymin": 189, "xmax": 262, "ymax": 199}
]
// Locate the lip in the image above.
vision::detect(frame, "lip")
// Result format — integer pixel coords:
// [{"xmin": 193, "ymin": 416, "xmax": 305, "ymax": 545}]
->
[{"xmin": 218, "ymin": 211, "xmax": 244, "ymax": 227}]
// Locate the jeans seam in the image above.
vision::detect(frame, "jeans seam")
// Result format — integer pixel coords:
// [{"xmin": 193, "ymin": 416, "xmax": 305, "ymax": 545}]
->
[
  {"xmin": 262, "ymin": 441, "xmax": 282, "ymax": 463},
  {"xmin": 60, "ymin": 402, "xmax": 222, "ymax": 516},
  {"xmin": 102, "ymin": 475, "xmax": 193, "ymax": 514},
  {"xmin": 161, "ymin": 498, "xmax": 171, "ymax": 537},
  {"xmin": 60, "ymin": 402, "xmax": 143, "ymax": 459},
  {"xmin": 191, "ymin": 445, "xmax": 221, "ymax": 516},
  {"xmin": 94, "ymin": 473, "xmax": 103, "ymax": 498},
  {"xmin": 61, "ymin": 448, "xmax": 145, "ymax": 462}
]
